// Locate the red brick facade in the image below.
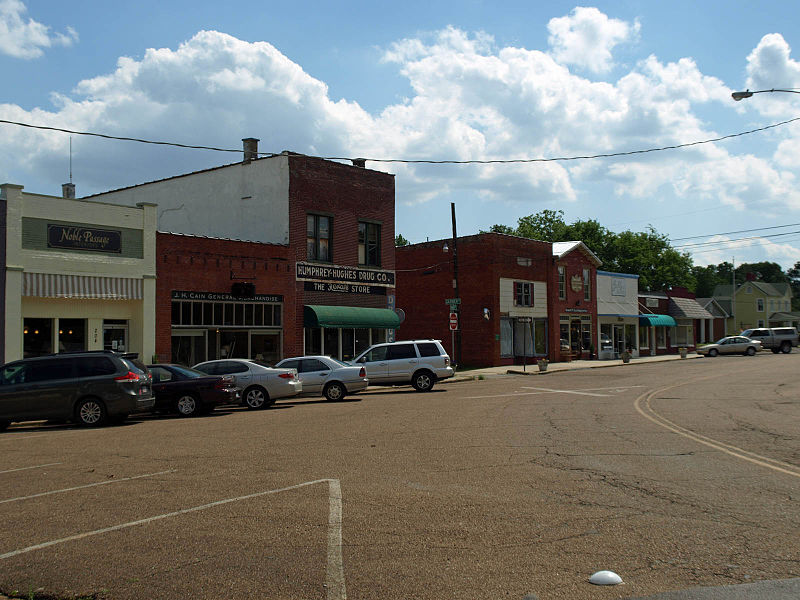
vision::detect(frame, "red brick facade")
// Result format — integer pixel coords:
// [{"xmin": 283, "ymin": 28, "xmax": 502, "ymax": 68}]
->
[
  {"xmin": 551, "ymin": 246, "xmax": 600, "ymax": 361},
  {"xmin": 155, "ymin": 155, "xmax": 396, "ymax": 364},
  {"xmin": 396, "ymin": 233, "xmax": 555, "ymax": 367}
]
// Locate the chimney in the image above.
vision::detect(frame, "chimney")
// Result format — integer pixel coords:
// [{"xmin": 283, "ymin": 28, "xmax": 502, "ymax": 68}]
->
[
  {"xmin": 62, "ymin": 183, "xmax": 76, "ymax": 199},
  {"xmin": 351, "ymin": 158, "xmax": 366, "ymax": 168},
  {"xmin": 242, "ymin": 138, "xmax": 260, "ymax": 163}
]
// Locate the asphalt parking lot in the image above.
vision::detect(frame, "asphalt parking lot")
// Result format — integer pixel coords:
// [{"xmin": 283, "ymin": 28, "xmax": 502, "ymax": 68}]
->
[{"xmin": 0, "ymin": 353, "xmax": 798, "ymax": 600}]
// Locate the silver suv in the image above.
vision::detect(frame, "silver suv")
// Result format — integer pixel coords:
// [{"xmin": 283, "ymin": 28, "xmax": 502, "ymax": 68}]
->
[{"xmin": 352, "ymin": 340, "xmax": 454, "ymax": 392}]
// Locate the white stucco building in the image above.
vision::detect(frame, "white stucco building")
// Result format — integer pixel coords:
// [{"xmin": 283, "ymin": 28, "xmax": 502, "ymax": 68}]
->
[
  {"xmin": 596, "ymin": 270, "xmax": 640, "ymax": 359},
  {"xmin": 1, "ymin": 183, "xmax": 157, "ymax": 364}
]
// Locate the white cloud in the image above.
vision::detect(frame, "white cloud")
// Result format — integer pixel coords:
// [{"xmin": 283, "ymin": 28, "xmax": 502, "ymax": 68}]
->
[
  {"xmin": 0, "ymin": 0, "xmax": 77, "ymax": 59},
  {"xmin": 691, "ymin": 235, "xmax": 800, "ymax": 269},
  {"xmin": 547, "ymin": 6, "xmax": 639, "ymax": 74},
  {"xmin": 1, "ymin": 9, "xmax": 800, "ymax": 271}
]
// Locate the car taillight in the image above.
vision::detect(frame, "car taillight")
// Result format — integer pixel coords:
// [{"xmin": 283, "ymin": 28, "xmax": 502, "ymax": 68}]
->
[
  {"xmin": 444, "ymin": 357, "xmax": 450, "ymax": 366},
  {"xmin": 114, "ymin": 371, "xmax": 141, "ymax": 381},
  {"xmin": 359, "ymin": 367, "xmax": 366, "ymax": 377},
  {"xmin": 214, "ymin": 379, "xmax": 228, "ymax": 389},
  {"xmin": 279, "ymin": 372, "xmax": 295, "ymax": 380}
]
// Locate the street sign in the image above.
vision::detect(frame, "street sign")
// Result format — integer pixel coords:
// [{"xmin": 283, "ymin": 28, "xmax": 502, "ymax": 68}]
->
[
  {"xmin": 449, "ymin": 322, "xmax": 458, "ymax": 330},
  {"xmin": 445, "ymin": 298, "xmax": 461, "ymax": 306},
  {"xmin": 449, "ymin": 312, "xmax": 458, "ymax": 330},
  {"xmin": 449, "ymin": 312, "xmax": 458, "ymax": 321}
]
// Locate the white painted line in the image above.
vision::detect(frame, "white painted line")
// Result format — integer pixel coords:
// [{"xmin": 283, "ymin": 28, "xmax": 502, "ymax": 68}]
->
[
  {"xmin": 0, "ymin": 470, "xmax": 176, "ymax": 505},
  {"xmin": 0, "ymin": 478, "xmax": 347, "ymax": 598},
  {"xmin": 327, "ymin": 478, "xmax": 346, "ymax": 600},
  {"xmin": 463, "ymin": 391, "xmax": 550, "ymax": 400},
  {"xmin": 0, "ymin": 462, "xmax": 62, "ymax": 475},
  {"xmin": 521, "ymin": 387, "xmax": 611, "ymax": 397}
]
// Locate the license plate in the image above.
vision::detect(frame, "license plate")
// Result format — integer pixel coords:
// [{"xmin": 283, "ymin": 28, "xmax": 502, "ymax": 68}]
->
[{"xmin": 140, "ymin": 386, "xmax": 150, "ymax": 395}]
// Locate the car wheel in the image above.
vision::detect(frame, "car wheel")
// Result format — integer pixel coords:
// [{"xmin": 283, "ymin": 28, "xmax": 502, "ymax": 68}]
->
[
  {"xmin": 412, "ymin": 370, "xmax": 435, "ymax": 392},
  {"xmin": 745, "ymin": 346, "xmax": 756, "ymax": 356},
  {"xmin": 243, "ymin": 386, "xmax": 272, "ymax": 409},
  {"xmin": 175, "ymin": 394, "xmax": 199, "ymax": 417},
  {"xmin": 0, "ymin": 420, "xmax": 10, "ymax": 432},
  {"xmin": 780, "ymin": 342, "xmax": 792, "ymax": 354},
  {"xmin": 324, "ymin": 382, "xmax": 345, "ymax": 401},
  {"xmin": 75, "ymin": 397, "xmax": 107, "ymax": 427},
  {"xmin": 708, "ymin": 348, "xmax": 718, "ymax": 357}
]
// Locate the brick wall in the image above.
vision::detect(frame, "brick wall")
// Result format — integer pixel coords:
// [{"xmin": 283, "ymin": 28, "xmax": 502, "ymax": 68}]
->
[
  {"xmin": 287, "ymin": 155, "xmax": 396, "ymax": 346},
  {"xmin": 550, "ymin": 248, "xmax": 599, "ymax": 361},
  {"xmin": 396, "ymin": 233, "xmax": 551, "ymax": 366},
  {"xmin": 155, "ymin": 233, "xmax": 292, "ymax": 360}
]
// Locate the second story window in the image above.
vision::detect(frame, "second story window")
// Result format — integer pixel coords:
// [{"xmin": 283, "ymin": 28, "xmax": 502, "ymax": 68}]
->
[
  {"xmin": 514, "ymin": 282, "xmax": 532, "ymax": 307},
  {"xmin": 583, "ymin": 268, "xmax": 590, "ymax": 301},
  {"xmin": 757, "ymin": 298, "xmax": 764, "ymax": 312},
  {"xmin": 307, "ymin": 214, "xmax": 331, "ymax": 262},
  {"xmin": 558, "ymin": 266, "xmax": 566, "ymax": 300},
  {"xmin": 358, "ymin": 222, "xmax": 381, "ymax": 266}
]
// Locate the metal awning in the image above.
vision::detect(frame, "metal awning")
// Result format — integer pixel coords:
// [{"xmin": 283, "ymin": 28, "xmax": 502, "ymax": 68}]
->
[
  {"xmin": 639, "ymin": 314, "xmax": 677, "ymax": 327},
  {"xmin": 23, "ymin": 273, "xmax": 143, "ymax": 299},
  {"xmin": 304, "ymin": 305, "xmax": 401, "ymax": 329}
]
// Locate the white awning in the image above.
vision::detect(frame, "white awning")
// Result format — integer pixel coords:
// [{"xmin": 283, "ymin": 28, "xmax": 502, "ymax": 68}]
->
[{"xmin": 23, "ymin": 273, "xmax": 143, "ymax": 300}]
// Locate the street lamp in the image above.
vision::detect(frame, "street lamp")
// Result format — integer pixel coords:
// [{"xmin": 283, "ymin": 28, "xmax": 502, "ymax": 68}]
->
[{"xmin": 731, "ymin": 88, "xmax": 800, "ymax": 101}]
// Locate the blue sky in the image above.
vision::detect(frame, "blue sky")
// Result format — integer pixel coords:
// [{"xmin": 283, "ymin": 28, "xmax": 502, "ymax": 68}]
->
[{"xmin": 3, "ymin": 0, "xmax": 800, "ymax": 271}]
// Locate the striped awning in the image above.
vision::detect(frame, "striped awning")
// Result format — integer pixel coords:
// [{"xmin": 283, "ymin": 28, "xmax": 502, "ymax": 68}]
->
[{"xmin": 23, "ymin": 273, "xmax": 143, "ymax": 300}]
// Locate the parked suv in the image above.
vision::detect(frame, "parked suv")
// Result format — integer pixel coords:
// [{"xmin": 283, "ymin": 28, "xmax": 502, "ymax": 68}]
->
[
  {"xmin": 739, "ymin": 327, "xmax": 799, "ymax": 354},
  {"xmin": 0, "ymin": 351, "xmax": 154, "ymax": 431},
  {"xmin": 351, "ymin": 340, "xmax": 454, "ymax": 392}
]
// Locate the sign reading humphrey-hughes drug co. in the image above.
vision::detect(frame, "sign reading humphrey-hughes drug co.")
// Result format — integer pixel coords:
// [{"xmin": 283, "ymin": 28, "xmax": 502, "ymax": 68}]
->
[
  {"xmin": 296, "ymin": 262, "xmax": 395, "ymax": 287},
  {"xmin": 47, "ymin": 224, "xmax": 122, "ymax": 253}
]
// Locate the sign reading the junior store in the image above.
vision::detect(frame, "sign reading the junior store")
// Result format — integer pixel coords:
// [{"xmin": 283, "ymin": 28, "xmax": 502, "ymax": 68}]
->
[
  {"xmin": 296, "ymin": 262, "xmax": 395, "ymax": 288},
  {"xmin": 47, "ymin": 224, "xmax": 122, "ymax": 253}
]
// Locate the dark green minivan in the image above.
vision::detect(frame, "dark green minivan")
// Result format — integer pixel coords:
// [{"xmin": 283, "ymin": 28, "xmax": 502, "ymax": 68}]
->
[{"xmin": 0, "ymin": 351, "xmax": 154, "ymax": 431}]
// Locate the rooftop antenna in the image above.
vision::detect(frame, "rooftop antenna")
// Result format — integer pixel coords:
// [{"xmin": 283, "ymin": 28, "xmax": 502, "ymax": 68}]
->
[{"xmin": 69, "ymin": 136, "xmax": 73, "ymax": 183}]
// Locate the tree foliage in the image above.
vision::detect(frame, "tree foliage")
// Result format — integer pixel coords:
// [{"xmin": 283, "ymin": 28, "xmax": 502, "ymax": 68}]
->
[{"xmin": 395, "ymin": 234, "xmax": 410, "ymax": 247}]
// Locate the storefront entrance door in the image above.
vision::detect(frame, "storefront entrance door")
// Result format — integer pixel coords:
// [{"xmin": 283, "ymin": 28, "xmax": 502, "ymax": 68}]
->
[
  {"xmin": 613, "ymin": 325, "xmax": 625, "ymax": 356},
  {"xmin": 103, "ymin": 321, "xmax": 128, "ymax": 353},
  {"xmin": 570, "ymin": 319, "xmax": 583, "ymax": 355}
]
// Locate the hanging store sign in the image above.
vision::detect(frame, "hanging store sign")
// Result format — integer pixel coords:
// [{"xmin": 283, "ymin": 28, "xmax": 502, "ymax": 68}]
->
[
  {"xmin": 304, "ymin": 282, "xmax": 386, "ymax": 295},
  {"xmin": 172, "ymin": 290, "xmax": 283, "ymax": 303},
  {"xmin": 296, "ymin": 262, "xmax": 395, "ymax": 287},
  {"xmin": 47, "ymin": 224, "xmax": 121, "ymax": 253},
  {"xmin": 564, "ymin": 308, "xmax": 589, "ymax": 313}
]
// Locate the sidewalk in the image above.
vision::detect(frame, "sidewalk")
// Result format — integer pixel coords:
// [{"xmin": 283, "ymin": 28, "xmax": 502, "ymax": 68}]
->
[{"xmin": 449, "ymin": 352, "xmax": 703, "ymax": 382}]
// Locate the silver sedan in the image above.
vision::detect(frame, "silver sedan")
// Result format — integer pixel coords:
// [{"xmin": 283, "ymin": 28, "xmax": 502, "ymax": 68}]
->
[
  {"xmin": 697, "ymin": 336, "xmax": 762, "ymax": 357},
  {"xmin": 274, "ymin": 356, "xmax": 368, "ymax": 401},
  {"xmin": 193, "ymin": 359, "xmax": 301, "ymax": 408}
]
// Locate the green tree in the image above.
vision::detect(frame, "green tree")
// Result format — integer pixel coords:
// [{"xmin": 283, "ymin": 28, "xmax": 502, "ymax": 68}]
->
[
  {"xmin": 610, "ymin": 228, "xmax": 694, "ymax": 292},
  {"xmin": 787, "ymin": 260, "xmax": 800, "ymax": 311},
  {"xmin": 395, "ymin": 234, "xmax": 410, "ymax": 247},
  {"xmin": 515, "ymin": 209, "xmax": 569, "ymax": 241},
  {"xmin": 736, "ymin": 261, "xmax": 789, "ymax": 284}
]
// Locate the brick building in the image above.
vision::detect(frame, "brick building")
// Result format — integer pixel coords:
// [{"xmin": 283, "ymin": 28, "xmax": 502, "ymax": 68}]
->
[
  {"xmin": 396, "ymin": 233, "xmax": 552, "ymax": 367},
  {"xmin": 638, "ymin": 287, "xmax": 714, "ymax": 355},
  {"xmin": 89, "ymin": 143, "xmax": 398, "ymax": 364},
  {"xmin": 550, "ymin": 242, "xmax": 602, "ymax": 360}
]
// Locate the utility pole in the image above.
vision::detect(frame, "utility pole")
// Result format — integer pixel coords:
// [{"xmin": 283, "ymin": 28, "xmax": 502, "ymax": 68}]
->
[
  {"xmin": 731, "ymin": 257, "xmax": 736, "ymax": 334},
  {"xmin": 451, "ymin": 202, "xmax": 461, "ymax": 368}
]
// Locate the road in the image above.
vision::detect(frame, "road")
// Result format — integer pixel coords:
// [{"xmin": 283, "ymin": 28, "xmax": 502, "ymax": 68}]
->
[{"xmin": 0, "ymin": 353, "xmax": 798, "ymax": 600}]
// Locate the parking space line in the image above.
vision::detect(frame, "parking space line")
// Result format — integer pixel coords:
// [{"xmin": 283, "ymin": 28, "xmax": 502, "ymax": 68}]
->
[
  {"xmin": 0, "ymin": 469, "xmax": 176, "ymax": 505},
  {"xmin": 521, "ymin": 387, "xmax": 611, "ymax": 397},
  {"xmin": 0, "ymin": 478, "xmax": 347, "ymax": 598},
  {"xmin": 0, "ymin": 462, "xmax": 62, "ymax": 475}
]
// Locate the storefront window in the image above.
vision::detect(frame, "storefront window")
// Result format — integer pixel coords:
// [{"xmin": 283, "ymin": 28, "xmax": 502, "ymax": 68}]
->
[
  {"xmin": 305, "ymin": 328, "xmax": 322, "ymax": 355},
  {"xmin": 639, "ymin": 326, "xmax": 650, "ymax": 349},
  {"xmin": 534, "ymin": 320, "xmax": 547, "ymax": 355},
  {"xmin": 23, "ymin": 318, "xmax": 53, "ymax": 357},
  {"xmin": 581, "ymin": 322, "xmax": 592, "ymax": 351},
  {"xmin": 559, "ymin": 322, "xmax": 569, "ymax": 352},
  {"xmin": 324, "ymin": 328, "xmax": 340, "ymax": 358},
  {"xmin": 58, "ymin": 319, "xmax": 86, "ymax": 352},
  {"xmin": 355, "ymin": 328, "xmax": 371, "ymax": 357},
  {"xmin": 500, "ymin": 318, "xmax": 513, "ymax": 357},
  {"xmin": 625, "ymin": 324, "xmax": 637, "ymax": 351},
  {"xmin": 103, "ymin": 320, "xmax": 128, "ymax": 353},
  {"xmin": 513, "ymin": 320, "xmax": 534, "ymax": 356}
]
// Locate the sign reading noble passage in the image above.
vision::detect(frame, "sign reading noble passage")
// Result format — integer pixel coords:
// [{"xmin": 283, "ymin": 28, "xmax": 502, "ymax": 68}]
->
[{"xmin": 47, "ymin": 225, "xmax": 122, "ymax": 253}]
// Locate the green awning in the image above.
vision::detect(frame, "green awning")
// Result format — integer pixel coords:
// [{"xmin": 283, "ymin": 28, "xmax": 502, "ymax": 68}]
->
[
  {"xmin": 304, "ymin": 305, "xmax": 401, "ymax": 329},
  {"xmin": 639, "ymin": 314, "xmax": 677, "ymax": 327}
]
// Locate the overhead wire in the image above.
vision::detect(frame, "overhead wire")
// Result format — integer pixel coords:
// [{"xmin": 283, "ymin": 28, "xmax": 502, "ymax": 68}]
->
[{"xmin": 2, "ymin": 116, "xmax": 800, "ymax": 164}]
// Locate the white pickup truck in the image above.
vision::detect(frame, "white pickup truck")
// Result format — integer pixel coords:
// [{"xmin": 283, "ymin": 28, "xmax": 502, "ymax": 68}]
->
[{"xmin": 740, "ymin": 327, "xmax": 799, "ymax": 354}]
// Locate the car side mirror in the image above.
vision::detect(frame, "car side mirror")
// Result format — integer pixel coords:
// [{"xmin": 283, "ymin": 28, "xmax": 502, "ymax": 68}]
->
[{"xmin": 357, "ymin": 357, "xmax": 366, "ymax": 364}]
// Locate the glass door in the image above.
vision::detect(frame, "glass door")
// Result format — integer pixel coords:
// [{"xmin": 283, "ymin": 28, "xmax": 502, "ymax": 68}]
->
[{"xmin": 103, "ymin": 320, "xmax": 128, "ymax": 353}]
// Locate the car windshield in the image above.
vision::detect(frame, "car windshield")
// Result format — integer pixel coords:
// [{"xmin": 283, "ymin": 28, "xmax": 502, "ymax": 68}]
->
[{"xmin": 327, "ymin": 358, "xmax": 350, "ymax": 368}]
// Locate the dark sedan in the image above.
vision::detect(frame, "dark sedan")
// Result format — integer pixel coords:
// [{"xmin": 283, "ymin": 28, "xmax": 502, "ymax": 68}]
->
[{"xmin": 147, "ymin": 364, "xmax": 238, "ymax": 417}]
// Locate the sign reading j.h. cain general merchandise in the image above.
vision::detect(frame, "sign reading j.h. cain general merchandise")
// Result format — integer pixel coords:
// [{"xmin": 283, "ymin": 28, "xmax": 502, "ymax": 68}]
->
[
  {"xmin": 172, "ymin": 290, "xmax": 283, "ymax": 303},
  {"xmin": 296, "ymin": 262, "xmax": 395, "ymax": 287},
  {"xmin": 47, "ymin": 224, "xmax": 122, "ymax": 253}
]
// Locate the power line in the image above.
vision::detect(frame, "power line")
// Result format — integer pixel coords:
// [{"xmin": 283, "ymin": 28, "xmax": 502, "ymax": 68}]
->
[
  {"xmin": 669, "ymin": 222, "xmax": 800, "ymax": 242},
  {"xmin": 2, "ymin": 116, "xmax": 800, "ymax": 164},
  {"xmin": 674, "ymin": 230, "xmax": 800, "ymax": 250}
]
